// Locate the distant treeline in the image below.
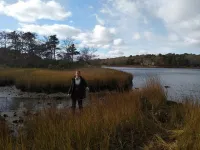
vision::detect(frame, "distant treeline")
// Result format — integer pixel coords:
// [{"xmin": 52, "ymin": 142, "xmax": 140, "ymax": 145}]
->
[
  {"xmin": 0, "ymin": 31, "xmax": 97, "ymax": 68},
  {"xmin": 91, "ymin": 53, "xmax": 200, "ymax": 68},
  {"xmin": 1, "ymin": 31, "xmax": 199, "ymax": 68}
]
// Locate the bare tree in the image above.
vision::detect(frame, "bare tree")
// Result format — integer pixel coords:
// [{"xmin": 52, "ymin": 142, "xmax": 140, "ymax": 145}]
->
[
  {"xmin": 77, "ymin": 47, "xmax": 98, "ymax": 63},
  {"xmin": 60, "ymin": 38, "xmax": 79, "ymax": 62},
  {"xmin": 8, "ymin": 31, "xmax": 22, "ymax": 51},
  {"xmin": 63, "ymin": 37, "xmax": 74, "ymax": 48}
]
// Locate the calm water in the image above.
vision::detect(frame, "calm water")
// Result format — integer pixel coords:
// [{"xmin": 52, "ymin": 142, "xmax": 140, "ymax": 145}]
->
[
  {"xmin": 0, "ymin": 86, "xmax": 89, "ymax": 112},
  {"xmin": 110, "ymin": 67, "xmax": 200, "ymax": 101}
]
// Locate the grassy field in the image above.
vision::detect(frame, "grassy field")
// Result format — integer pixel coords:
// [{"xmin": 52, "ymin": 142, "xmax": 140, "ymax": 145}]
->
[
  {"xmin": 0, "ymin": 78, "xmax": 199, "ymax": 149},
  {"xmin": 0, "ymin": 68, "xmax": 133, "ymax": 93}
]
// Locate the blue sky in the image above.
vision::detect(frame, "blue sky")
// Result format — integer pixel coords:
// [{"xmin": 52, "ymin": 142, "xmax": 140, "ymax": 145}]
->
[{"xmin": 0, "ymin": 0, "xmax": 200, "ymax": 58}]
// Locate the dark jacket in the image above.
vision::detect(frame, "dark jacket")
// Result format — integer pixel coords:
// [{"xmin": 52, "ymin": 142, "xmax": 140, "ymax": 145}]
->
[{"xmin": 68, "ymin": 76, "xmax": 88, "ymax": 99}]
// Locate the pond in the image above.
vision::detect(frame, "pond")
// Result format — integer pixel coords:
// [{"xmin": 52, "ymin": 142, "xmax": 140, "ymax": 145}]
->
[{"xmin": 110, "ymin": 67, "xmax": 200, "ymax": 101}]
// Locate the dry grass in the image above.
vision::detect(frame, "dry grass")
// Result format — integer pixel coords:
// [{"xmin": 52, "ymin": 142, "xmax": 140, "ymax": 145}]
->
[
  {"xmin": 0, "ymin": 78, "xmax": 165, "ymax": 150},
  {"xmin": 0, "ymin": 91, "xmax": 144, "ymax": 150},
  {"xmin": 176, "ymin": 101, "xmax": 200, "ymax": 150},
  {"xmin": 0, "ymin": 77, "xmax": 200, "ymax": 149},
  {"xmin": 0, "ymin": 68, "xmax": 133, "ymax": 93},
  {"xmin": 142, "ymin": 77, "xmax": 167, "ymax": 108},
  {"xmin": 23, "ymin": 92, "xmax": 143, "ymax": 150}
]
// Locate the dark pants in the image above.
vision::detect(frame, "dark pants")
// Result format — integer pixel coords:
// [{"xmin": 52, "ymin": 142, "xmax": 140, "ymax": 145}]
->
[{"xmin": 71, "ymin": 98, "xmax": 83, "ymax": 110}]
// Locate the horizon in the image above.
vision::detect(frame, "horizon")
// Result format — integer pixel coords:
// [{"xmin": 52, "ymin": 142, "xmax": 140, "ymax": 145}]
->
[
  {"xmin": 94, "ymin": 53, "xmax": 200, "ymax": 60},
  {"xmin": 0, "ymin": 0, "xmax": 200, "ymax": 59}
]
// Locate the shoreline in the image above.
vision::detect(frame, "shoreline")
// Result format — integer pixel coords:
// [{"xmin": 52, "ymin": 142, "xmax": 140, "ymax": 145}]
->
[
  {"xmin": 103, "ymin": 65, "xmax": 200, "ymax": 69},
  {"xmin": 0, "ymin": 86, "xmax": 69, "ymax": 99}
]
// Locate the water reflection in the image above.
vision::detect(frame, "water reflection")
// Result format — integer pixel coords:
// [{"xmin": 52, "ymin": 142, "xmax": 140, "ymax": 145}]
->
[
  {"xmin": 0, "ymin": 97, "xmax": 89, "ymax": 112},
  {"xmin": 0, "ymin": 97, "xmax": 90, "ymax": 136}
]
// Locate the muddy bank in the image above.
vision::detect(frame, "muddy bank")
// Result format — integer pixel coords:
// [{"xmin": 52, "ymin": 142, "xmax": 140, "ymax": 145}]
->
[
  {"xmin": 0, "ymin": 86, "xmax": 69, "ymax": 99},
  {"xmin": 0, "ymin": 86, "xmax": 90, "ymax": 137},
  {"xmin": 0, "ymin": 85, "xmax": 90, "ymax": 112}
]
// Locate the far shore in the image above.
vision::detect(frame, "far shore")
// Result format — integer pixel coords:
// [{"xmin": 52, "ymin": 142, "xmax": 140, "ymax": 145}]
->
[{"xmin": 103, "ymin": 65, "xmax": 200, "ymax": 69}]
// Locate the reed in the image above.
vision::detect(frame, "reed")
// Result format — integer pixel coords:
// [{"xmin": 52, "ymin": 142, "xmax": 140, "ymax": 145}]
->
[
  {"xmin": 0, "ymin": 77, "xmax": 200, "ymax": 149},
  {"xmin": 0, "ymin": 68, "xmax": 133, "ymax": 93}
]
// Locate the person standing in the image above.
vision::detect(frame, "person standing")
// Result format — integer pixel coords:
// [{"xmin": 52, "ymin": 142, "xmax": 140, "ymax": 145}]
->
[{"xmin": 68, "ymin": 70, "xmax": 89, "ymax": 113}]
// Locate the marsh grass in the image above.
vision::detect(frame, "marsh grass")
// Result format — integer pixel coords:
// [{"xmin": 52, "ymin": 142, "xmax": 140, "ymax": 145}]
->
[
  {"xmin": 0, "ymin": 78, "xmax": 164, "ymax": 149},
  {"xmin": 0, "ymin": 77, "xmax": 200, "ymax": 149},
  {"xmin": 142, "ymin": 77, "xmax": 167, "ymax": 108},
  {"xmin": 143, "ymin": 96, "xmax": 200, "ymax": 149},
  {"xmin": 22, "ymin": 92, "xmax": 143, "ymax": 150},
  {"xmin": 0, "ymin": 68, "xmax": 133, "ymax": 93}
]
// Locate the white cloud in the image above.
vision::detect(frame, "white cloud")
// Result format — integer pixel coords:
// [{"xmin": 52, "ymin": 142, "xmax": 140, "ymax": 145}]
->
[
  {"xmin": 2, "ymin": 0, "xmax": 200, "ymax": 58},
  {"xmin": 94, "ymin": 14, "xmax": 105, "ymax": 25},
  {"xmin": 144, "ymin": 0, "xmax": 200, "ymax": 48},
  {"xmin": 0, "ymin": 1, "xmax": 5, "ymax": 14},
  {"xmin": 74, "ymin": 24, "xmax": 127, "ymax": 57},
  {"xmin": 75, "ymin": 25, "xmax": 116, "ymax": 48},
  {"xmin": 98, "ymin": 0, "xmax": 200, "ymax": 56},
  {"xmin": 113, "ymin": 38, "xmax": 123, "ymax": 46},
  {"xmin": 75, "ymin": 32, "xmax": 90, "ymax": 41},
  {"xmin": 97, "ymin": 0, "xmax": 149, "ymax": 56},
  {"xmin": 138, "ymin": 50, "xmax": 148, "ymax": 55},
  {"xmin": 113, "ymin": 0, "xmax": 140, "ymax": 17},
  {"xmin": 18, "ymin": 23, "xmax": 81, "ymax": 39},
  {"xmin": 100, "ymin": 0, "xmax": 142, "ymax": 34},
  {"xmin": 168, "ymin": 33, "xmax": 180, "ymax": 42},
  {"xmin": 0, "ymin": 0, "xmax": 71, "ymax": 22},
  {"xmin": 94, "ymin": 52, "xmax": 110, "ymax": 59},
  {"xmin": 144, "ymin": 31, "xmax": 152, "ymax": 40},
  {"xmin": 184, "ymin": 37, "xmax": 200, "ymax": 45},
  {"xmin": 109, "ymin": 28, "xmax": 116, "ymax": 34},
  {"xmin": 0, "ymin": 28, "xmax": 12, "ymax": 32},
  {"xmin": 155, "ymin": 0, "xmax": 200, "ymax": 24},
  {"xmin": 108, "ymin": 49, "xmax": 124, "ymax": 56},
  {"xmin": 92, "ymin": 25, "xmax": 115, "ymax": 44},
  {"xmin": 102, "ymin": 44, "xmax": 111, "ymax": 49},
  {"xmin": 100, "ymin": 6, "xmax": 116, "ymax": 17},
  {"xmin": 133, "ymin": 33, "xmax": 141, "ymax": 40}
]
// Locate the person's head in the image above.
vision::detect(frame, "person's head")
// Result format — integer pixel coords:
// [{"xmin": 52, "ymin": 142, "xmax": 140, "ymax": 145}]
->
[{"xmin": 75, "ymin": 70, "xmax": 81, "ymax": 78}]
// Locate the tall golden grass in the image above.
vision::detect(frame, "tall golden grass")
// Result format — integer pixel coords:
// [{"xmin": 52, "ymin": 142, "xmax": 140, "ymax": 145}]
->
[
  {"xmin": 0, "ymin": 77, "xmax": 164, "ymax": 149},
  {"xmin": 0, "ymin": 77, "xmax": 200, "ymax": 149},
  {"xmin": 0, "ymin": 68, "xmax": 133, "ymax": 93}
]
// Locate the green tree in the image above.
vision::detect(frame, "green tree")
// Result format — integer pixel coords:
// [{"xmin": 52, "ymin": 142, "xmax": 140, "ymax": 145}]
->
[
  {"xmin": 21, "ymin": 32, "xmax": 37, "ymax": 54},
  {"xmin": 48, "ymin": 35, "xmax": 59, "ymax": 59},
  {"xmin": 66, "ymin": 44, "xmax": 79, "ymax": 62}
]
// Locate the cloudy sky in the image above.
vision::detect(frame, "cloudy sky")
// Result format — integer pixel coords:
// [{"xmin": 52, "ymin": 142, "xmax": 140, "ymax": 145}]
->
[{"xmin": 0, "ymin": 0, "xmax": 200, "ymax": 58}]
